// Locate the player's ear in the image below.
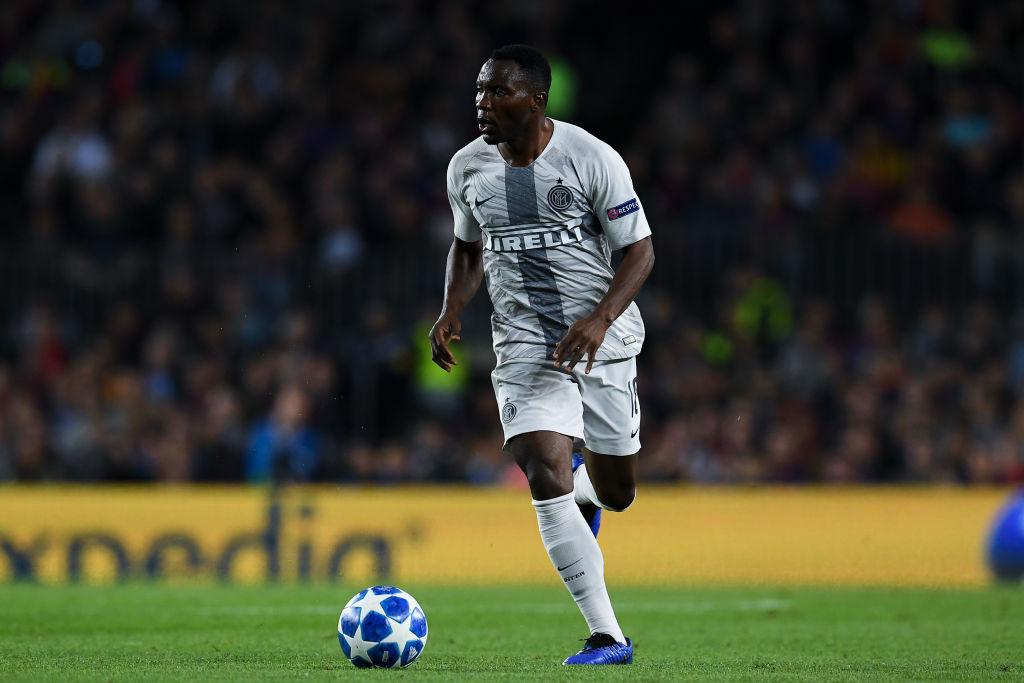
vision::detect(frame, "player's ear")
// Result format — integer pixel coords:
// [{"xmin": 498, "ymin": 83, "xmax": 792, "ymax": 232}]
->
[{"xmin": 532, "ymin": 91, "xmax": 547, "ymax": 111}]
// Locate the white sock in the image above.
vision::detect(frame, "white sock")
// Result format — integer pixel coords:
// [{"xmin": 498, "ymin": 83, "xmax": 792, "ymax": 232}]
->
[
  {"xmin": 572, "ymin": 463, "xmax": 602, "ymax": 507},
  {"xmin": 532, "ymin": 491, "xmax": 625, "ymax": 643}
]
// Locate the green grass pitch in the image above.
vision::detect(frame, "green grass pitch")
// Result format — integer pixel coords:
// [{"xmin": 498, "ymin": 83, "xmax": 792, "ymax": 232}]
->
[{"xmin": 1, "ymin": 583, "xmax": 1022, "ymax": 680}]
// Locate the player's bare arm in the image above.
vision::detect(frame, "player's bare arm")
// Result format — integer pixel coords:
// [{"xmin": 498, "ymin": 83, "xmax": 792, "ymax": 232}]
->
[
  {"xmin": 429, "ymin": 237, "xmax": 484, "ymax": 372},
  {"xmin": 554, "ymin": 236, "xmax": 654, "ymax": 374}
]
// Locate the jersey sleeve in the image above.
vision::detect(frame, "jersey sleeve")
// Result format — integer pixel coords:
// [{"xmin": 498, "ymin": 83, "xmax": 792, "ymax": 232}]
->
[
  {"xmin": 588, "ymin": 144, "xmax": 652, "ymax": 252},
  {"xmin": 447, "ymin": 155, "xmax": 482, "ymax": 242}
]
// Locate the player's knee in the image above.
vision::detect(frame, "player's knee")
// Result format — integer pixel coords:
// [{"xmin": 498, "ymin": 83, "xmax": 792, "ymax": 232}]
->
[
  {"xmin": 598, "ymin": 486, "xmax": 635, "ymax": 512},
  {"xmin": 527, "ymin": 470, "xmax": 569, "ymax": 499},
  {"xmin": 515, "ymin": 454, "xmax": 572, "ymax": 500}
]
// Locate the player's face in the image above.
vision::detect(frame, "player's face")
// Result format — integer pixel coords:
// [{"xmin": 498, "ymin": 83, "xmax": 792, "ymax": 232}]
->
[{"xmin": 475, "ymin": 59, "xmax": 537, "ymax": 145}]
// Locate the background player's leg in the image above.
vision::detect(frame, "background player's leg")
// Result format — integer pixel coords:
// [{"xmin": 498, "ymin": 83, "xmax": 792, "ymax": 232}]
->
[
  {"xmin": 510, "ymin": 431, "xmax": 625, "ymax": 643},
  {"xmin": 575, "ymin": 450, "xmax": 638, "ymax": 512}
]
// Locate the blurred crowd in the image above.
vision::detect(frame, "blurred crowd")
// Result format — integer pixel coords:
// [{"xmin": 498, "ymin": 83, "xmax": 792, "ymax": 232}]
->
[{"xmin": 1, "ymin": 0, "xmax": 1023, "ymax": 485}]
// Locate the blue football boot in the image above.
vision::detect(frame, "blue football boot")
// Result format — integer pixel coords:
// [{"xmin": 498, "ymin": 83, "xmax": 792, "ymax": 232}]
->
[
  {"xmin": 571, "ymin": 452, "xmax": 601, "ymax": 538},
  {"xmin": 562, "ymin": 634, "xmax": 633, "ymax": 665}
]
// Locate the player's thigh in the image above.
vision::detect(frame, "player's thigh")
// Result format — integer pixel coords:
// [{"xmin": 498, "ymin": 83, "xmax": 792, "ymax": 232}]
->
[
  {"xmin": 578, "ymin": 357, "xmax": 641, "ymax": 456},
  {"xmin": 490, "ymin": 360, "xmax": 584, "ymax": 450}
]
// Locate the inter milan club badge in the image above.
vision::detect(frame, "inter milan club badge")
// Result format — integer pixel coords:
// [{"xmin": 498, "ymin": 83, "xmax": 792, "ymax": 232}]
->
[
  {"xmin": 547, "ymin": 184, "xmax": 572, "ymax": 210},
  {"xmin": 501, "ymin": 400, "xmax": 517, "ymax": 423}
]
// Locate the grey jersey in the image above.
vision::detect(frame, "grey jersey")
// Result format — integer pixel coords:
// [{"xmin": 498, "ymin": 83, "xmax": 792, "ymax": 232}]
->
[{"xmin": 447, "ymin": 119, "xmax": 651, "ymax": 364}]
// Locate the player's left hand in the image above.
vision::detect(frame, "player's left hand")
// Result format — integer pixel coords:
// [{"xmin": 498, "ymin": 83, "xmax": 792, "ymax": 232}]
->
[{"xmin": 554, "ymin": 314, "xmax": 610, "ymax": 374}]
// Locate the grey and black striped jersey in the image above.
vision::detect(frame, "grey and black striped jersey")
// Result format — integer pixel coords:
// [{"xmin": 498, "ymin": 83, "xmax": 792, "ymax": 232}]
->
[{"xmin": 447, "ymin": 119, "xmax": 651, "ymax": 364}]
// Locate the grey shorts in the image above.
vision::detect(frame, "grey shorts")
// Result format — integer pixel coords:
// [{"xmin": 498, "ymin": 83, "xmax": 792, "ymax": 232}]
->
[{"xmin": 490, "ymin": 357, "xmax": 640, "ymax": 456}]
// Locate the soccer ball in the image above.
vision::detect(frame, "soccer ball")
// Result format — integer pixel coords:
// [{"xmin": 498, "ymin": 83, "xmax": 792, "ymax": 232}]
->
[{"xmin": 337, "ymin": 585, "xmax": 428, "ymax": 668}]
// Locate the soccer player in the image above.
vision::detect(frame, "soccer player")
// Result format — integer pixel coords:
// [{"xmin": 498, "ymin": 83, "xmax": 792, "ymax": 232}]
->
[{"xmin": 429, "ymin": 44, "xmax": 654, "ymax": 665}]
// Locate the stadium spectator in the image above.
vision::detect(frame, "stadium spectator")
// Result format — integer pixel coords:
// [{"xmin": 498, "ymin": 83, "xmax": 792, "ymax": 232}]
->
[
  {"xmin": 0, "ymin": 1, "xmax": 1022, "ymax": 485},
  {"xmin": 245, "ymin": 384, "xmax": 322, "ymax": 483}
]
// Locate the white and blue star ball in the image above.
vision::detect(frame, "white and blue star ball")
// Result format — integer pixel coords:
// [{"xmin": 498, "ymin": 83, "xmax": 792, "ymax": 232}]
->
[{"xmin": 337, "ymin": 585, "xmax": 428, "ymax": 668}]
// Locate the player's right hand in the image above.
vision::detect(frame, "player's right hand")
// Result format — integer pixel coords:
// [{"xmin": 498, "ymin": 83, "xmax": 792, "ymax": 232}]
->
[{"xmin": 428, "ymin": 312, "xmax": 462, "ymax": 372}]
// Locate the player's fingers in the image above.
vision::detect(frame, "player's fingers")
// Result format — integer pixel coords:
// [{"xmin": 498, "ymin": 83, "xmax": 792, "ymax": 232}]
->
[
  {"xmin": 553, "ymin": 335, "xmax": 577, "ymax": 365},
  {"xmin": 430, "ymin": 351, "xmax": 451, "ymax": 372},
  {"xmin": 556, "ymin": 342, "xmax": 575, "ymax": 368},
  {"xmin": 444, "ymin": 325, "xmax": 461, "ymax": 348},
  {"xmin": 444, "ymin": 329, "xmax": 461, "ymax": 366},
  {"xmin": 564, "ymin": 344, "xmax": 585, "ymax": 373},
  {"xmin": 432, "ymin": 319, "xmax": 459, "ymax": 343},
  {"xmin": 429, "ymin": 321, "xmax": 461, "ymax": 370},
  {"xmin": 433, "ymin": 343, "xmax": 452, "ymax": 362},
  {"xmin": 429, "ymin": 338, "xmax": 455, "ymax": 371}
]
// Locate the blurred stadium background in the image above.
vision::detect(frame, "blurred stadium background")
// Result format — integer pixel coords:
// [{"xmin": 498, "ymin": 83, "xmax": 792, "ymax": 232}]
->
[{"xmin": 1, "ymin": 0, "xmax": 1024, "ymax": 587}]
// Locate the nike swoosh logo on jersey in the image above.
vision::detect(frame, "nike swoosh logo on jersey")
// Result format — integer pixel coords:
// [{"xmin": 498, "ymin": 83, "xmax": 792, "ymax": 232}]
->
[
  {"xmin": 630, "ymin": 427, "xmax": 640, "ymax": 438},
  {"xmin": 556, "ymin": 558, "xmax": 583, "ymax": 572},
  {"xmin": 476, "ymin": 194, "xmax": 497, "ymax": 207}
]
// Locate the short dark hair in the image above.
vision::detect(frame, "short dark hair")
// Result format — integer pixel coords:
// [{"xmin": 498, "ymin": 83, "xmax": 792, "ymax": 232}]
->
[{"xmin": 490, "ymin": 44, "xmax": 551, "ymax": 95}]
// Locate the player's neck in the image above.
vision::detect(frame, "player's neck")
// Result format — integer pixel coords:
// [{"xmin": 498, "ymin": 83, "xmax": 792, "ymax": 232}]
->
[{"xmin": 499, "ymin": 117, "xmax": 553, "ymax": 167}]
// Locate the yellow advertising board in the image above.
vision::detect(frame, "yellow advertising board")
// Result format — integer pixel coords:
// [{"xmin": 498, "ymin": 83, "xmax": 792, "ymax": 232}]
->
[{"xmin": 0, "ymin": 484, "xmax": 1011, "ymax": 586}]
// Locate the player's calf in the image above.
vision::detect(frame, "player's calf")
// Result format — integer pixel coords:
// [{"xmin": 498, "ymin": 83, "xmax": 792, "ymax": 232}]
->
[
  {"xmin": 577, "ymin": 449, "xmax": 638, "ymax": 512},
  {"xmin": 592, "ymin": 483, "xmax": 635, "ymax": 512}
]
